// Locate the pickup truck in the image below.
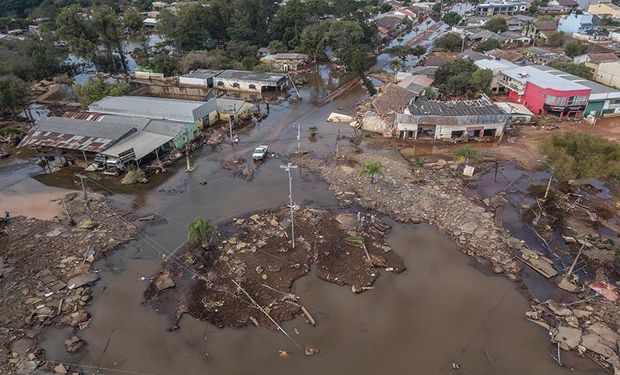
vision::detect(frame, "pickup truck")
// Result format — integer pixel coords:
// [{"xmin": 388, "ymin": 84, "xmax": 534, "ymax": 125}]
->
[{"xmin": 252, "ymin": 145, "xmax": 269, "ymax": 160}]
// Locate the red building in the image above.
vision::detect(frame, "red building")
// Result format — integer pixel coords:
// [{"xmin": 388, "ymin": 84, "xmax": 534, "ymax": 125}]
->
[{"xmin": 498, "ymin": 66, "xmax": 591, "ymax": 118}]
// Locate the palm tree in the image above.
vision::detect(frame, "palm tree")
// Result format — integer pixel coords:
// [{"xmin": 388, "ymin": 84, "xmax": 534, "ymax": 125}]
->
[
  {"xmin": 453, "ymin": 146, "xmax": 483, "ymax": 164},
  {"xmin": 345, "ymin": 235, "xmax": 372, "ymax": 264},
  {"xmin": 361, "ymin": 160, "xmax": 384, "ymax": 184},
  {"xmin": 187, "ymin": 217, "xmax": 218, "ymax": 249},
  {"xmin": 389, "ymin": 59, "xmax": 403, "ymax": 72}
]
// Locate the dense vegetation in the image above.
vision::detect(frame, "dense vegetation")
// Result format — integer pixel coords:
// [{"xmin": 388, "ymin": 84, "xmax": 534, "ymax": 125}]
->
[
  {"xmin": 540, "ymin": 132, "xmax": 620, "ymax": 181},
  {"xmin": 434, "ymin": 59, "xmax": 493, "ymax": 96},
  {"xmin": 548, "ymin": 61, "xmax": 593, "ymax": 80}
]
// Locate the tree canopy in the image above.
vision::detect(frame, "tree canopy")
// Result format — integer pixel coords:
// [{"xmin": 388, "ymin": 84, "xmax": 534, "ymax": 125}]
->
[
  {"xmin": 540, "ymin": 132, "xmax": 620, "ymax": 181},
  {"xmin": 434, "ymin": 32, "xmax": 463, "ymax": 52},
  {"xmin": 482, "ymin": 18, "xmax": 508, "ymax": 33},
  {"xmin": 443, "ymin": 12, "xmax": 462, "ymax": 27},
  {"xmin": 76, "ymin": 79, "xmax": 130, "ymax": 107},
  {"xmin": 434, "ymin": 59, "xmax": 492, "ymax": 96},
  {"xmin": 474, "ymin": 39, "xmax": 501, "ymax": 52},
  {"xmin": 564, "ymin": 40, "xmax": 587, "ymax": 58},
  {"xmin": 548, "ymin": 61, "xmax": 593, "ymax": 80}
]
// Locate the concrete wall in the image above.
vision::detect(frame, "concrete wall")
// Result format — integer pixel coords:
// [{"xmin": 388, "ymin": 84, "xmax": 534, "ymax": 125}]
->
[
  {"xmin": 595, "ymin": 62, "xmax": 620, "ymax": 89},
  {"xmin": 214, "ymin": 78, "xmax": 287, "ymax": 93}
]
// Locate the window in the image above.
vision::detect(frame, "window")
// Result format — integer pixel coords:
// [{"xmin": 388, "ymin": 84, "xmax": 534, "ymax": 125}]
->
[
  {"xmin": 232, "ymin": 82, "xmax": 240, "ymax": 88},
  {"xmin": 217, "ymin": 81, "xmax": 224, "ymax": 86},
  {"xmin": 249, "ymin": 84, "xmax": 256, "ymax": 90}
]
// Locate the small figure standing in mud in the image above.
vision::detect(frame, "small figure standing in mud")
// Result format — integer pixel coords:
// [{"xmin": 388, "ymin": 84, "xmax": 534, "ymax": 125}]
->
[{"xmin": 200, "ymin": 176, "xmax": 208, "ymax": 185}]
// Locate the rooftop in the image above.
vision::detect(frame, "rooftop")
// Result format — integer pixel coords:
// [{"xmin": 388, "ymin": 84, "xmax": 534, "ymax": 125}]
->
[
  {"xmin": 501, "ymin": 65, "xmax": 589, "ymax": 91},
  {"xmin": 181, "ymin": 69, "xmax": 223, "ymax": 79},
  {"xmin": 407, "ymin": 95, "xmax": 506, "ymax": 116},
  {"xmin": 475, "ymin": 58, "xmax": 519, "ymax": 71},
  {"xmin": 533, "ymin": 20, "xmax": 558, "ymax": 31},
  {"xmin": 216, "ymin": 70, "xmax": 287, "ymax": 83},
  {"xmin": 496, "ymin": 102, "xmax": 535, "ymax": 116},
  {"xmin": 534, "ymin": 65, "xmax": 620, "ymax": 97},
  {"xmin": 89, "ymin": 96, "xmax": 213, "ymax": 123},
  {"xmin": 17, "ymin": 116, "xmax": 136, "ymax": 152},
  {"xmin": 372, "ymin": 83, "xmax": 418, "ymax": 122}
]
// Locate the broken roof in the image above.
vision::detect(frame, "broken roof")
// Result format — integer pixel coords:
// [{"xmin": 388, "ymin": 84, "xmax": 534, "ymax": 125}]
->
[
  {"xmin": 18, "ymin": 117, "xmax": 136, "ymax": 153},
  {"xmin": 533, "ymin": 20, "xmax": 558, "ymax": 31},
  {"xmin": 407, "ymin": 96, "xmax": 506, "ymax": 117},
  {"xmin": 372, "ymin": 83, "xmax": 418, "ymax": 122}
]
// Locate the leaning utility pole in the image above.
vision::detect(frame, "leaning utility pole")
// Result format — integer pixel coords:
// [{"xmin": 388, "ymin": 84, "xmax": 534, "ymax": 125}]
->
[
  {"xmin": 280, "ymin": 162, "xmax": 298, "ymax": 249},
  {"xmin": 75, "ymin": 174, "xmax": 92, "ymax": 221}
]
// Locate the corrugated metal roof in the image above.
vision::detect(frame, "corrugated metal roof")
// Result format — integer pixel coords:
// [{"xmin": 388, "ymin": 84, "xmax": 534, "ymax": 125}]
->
[
  {"xmin": 215, "ymin": 98, "xmax": 248, "ymax": 113},
  {"xmin": 18, "ymin": 117, "xmax": 135, "ymax": 152},
  {"xmin": 101, "ymin": 131, "xmax": 173, "ymax": 159},
  {"xmin": 408, "ymin": 96, "xmax": 506, "ymax": 116},
  {"xmin": 89, "ymin": 96, "xmax": 213, "ymax": 123}
]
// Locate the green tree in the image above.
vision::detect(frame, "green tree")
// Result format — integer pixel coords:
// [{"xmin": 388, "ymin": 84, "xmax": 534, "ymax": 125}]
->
[
  {"xmin": 0, "ymin": 77, "xmax": 29, "ymax": 116},
  {"xmin": 434, "ymin": 32, "xmax": 463, "ymax": 52},
  {"xmin": 564, "ymin": 40, "xmax": 587, "ymax": 58},
  {"xmin": 454, "ymin": 146, "xmax": 483, "ymax": 164},
  {"xmin": 361, "ymin": 160, "xmax": 384, "ymax": 183},
  {"xmin": 298, "ymin": 22, "xmax": 330, "ymax": 60},
  {"xmin": 123, "ymin": 7, "xmax": 144, "ymax": 32},
  {"xmin": 473, "ymin": 39, "xmax": 501, "ymax": 52},
  {"xmin": 268, "ymin": 40, "xmax": 287, "ymax": 54},
  {"xmin": 443, "ymin": 11, "xmax": 462, "ymax": 26},
  {"xmin": 384, "ymin": 45, "xmax": 415, "ymax": 62},
  {"xmin": 269, "ymin": 0, "xmax": 329, "ymax": 48},
  {"xmin": 470, "ymin": 68, "xmax": 493, "ymax": 93},
  {"xmin": 432, "ymin": 3, "xmax": 442, "ymax": 12},
  {"xmin": 326, "ymin": 19, "xmax": 366, "ymax": 67},
  {"xmin": 76, "ymin": 79, "xmax": 130, "ymax": 107},
  {"xmin": 548, "ymin": 61, "xmax": 593, "ymax": 79},
  {"xmin": 56, "ymin": 5, "xmax": 99, "ymax": 64},
  {"xmin": 483, "ymin": 18, "xmax": 508, "ymax": 33},
  {"xmin": 546, "ymin": 32, "xmax": 566, "ymax": 47},
  {"xmin": 92, "ymin": 5, "xmax": 128, "ymax": 73},
  {"xmin": 540, "ymin": 132, "xmax": 620, "ymax": 181},
  {"xmin": 159, "ymin": 4, "xmax": 211, "ymax": 52},
  {"xmin": 23, "ymin": 33, "xmax": 68, "ymax": 80},
  {"xmin": 187, "ymin": 217, "xmax": 218, "ymax": 248},
  {"xmin": 435, "ymin": 59, "xmax": 491, "ymax": 96},
  {"xmin": 389, "ymin": 59, "xmax": 403, "ymax": 72}
]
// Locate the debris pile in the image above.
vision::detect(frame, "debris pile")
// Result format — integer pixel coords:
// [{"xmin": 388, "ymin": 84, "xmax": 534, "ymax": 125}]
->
[
  {"xmin": 0, "ymin": 193, "xmax": 137, "ymax": 374},
  {"xmin": 145, "ymin": 206, "xmax": 404, "ymax": 331}
]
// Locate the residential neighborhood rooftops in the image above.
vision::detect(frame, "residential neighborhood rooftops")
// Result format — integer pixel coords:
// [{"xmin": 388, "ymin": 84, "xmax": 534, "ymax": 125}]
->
[
  {"xmin": 89, "ymin": 96, "xmax": 214, "ymax": 123},
  {"xmin": 475, "ymin": 58, "xmax": 519, "ymax": 71},
  {"xmin": 372, "ymin": 83, "xmax": 418, "ymax": 121},
  {"xmin": 407, "ymin": 95, "xmax": 506, "ymax": 117},
  {"xmin": 588, "ymin": 53, "xmax": 620, "ymax": 64}
]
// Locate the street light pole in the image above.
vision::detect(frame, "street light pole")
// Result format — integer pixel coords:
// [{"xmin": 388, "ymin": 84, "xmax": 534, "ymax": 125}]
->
[{"xmin": 280, "ymin": 162, "xmax": 298, "ymax": 249}]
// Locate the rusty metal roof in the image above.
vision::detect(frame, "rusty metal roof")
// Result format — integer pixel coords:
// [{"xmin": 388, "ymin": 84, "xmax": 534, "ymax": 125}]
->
[{"xmin": 18, "ymin": 117, "xmax": 136, "ymax": 153}]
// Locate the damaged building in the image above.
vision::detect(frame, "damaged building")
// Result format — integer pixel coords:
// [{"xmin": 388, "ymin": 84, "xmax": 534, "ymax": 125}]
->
[
  {"xmin": 395, "ymin": 95, "xmax": 510, "ymax": 140},
  {"xmin": 360, "ymin": 83, "xmax": 418, "ymax": 136}
]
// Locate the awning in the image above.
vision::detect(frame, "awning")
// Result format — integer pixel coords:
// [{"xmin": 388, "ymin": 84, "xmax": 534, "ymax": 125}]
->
[{"xmin": 101, "ymin": 131, "xmax": 173, "ymax": 160}]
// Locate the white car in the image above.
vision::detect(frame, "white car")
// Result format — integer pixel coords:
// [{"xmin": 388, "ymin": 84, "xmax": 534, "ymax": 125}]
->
[{"xmin": 252, "ymin": 145, "xmax": 269, "ymax": 160}]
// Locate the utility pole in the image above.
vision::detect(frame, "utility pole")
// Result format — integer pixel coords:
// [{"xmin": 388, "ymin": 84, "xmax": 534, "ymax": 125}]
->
[
  {"xmin": 297, "ymin": 124, "xmax": 301, "ymax": 153},
  {"xmin": 75, "ymin": 174, "xmax": 92, "ymax": 221},
  {"xmin": 280, "ymin": 162, "xmax": 298, "ymax": 249},
  {"xmin": 538, "ymin": 159, "xmax": 554, "ymax": 199},
  {"xmin": 229, "ymin": 105, "xmax": 236, "ymax": 145},
  {"xmin": 184, "ymin": 127, "xmax": 193, "ymax": 172},
  {"xmin": 335, "ymin": 128, "xmax": 341, "ymax": 158}
]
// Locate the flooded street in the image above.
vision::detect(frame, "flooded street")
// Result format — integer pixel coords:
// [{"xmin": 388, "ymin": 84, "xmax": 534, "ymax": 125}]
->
[{"xmin": 2, "ymin": 66, "xmax": 603, "ymax": 374}]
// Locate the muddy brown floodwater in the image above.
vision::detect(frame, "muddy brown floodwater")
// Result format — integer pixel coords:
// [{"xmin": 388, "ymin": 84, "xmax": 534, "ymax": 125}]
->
[{"xmin": 9, "ymin": 64, "xmax": 602, "ymax": 374}]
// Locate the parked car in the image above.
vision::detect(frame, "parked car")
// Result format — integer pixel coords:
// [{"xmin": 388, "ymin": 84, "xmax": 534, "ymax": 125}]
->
[{"xmin": 252, "ymin": 145, "xmax": 269, "ymax": 160}]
